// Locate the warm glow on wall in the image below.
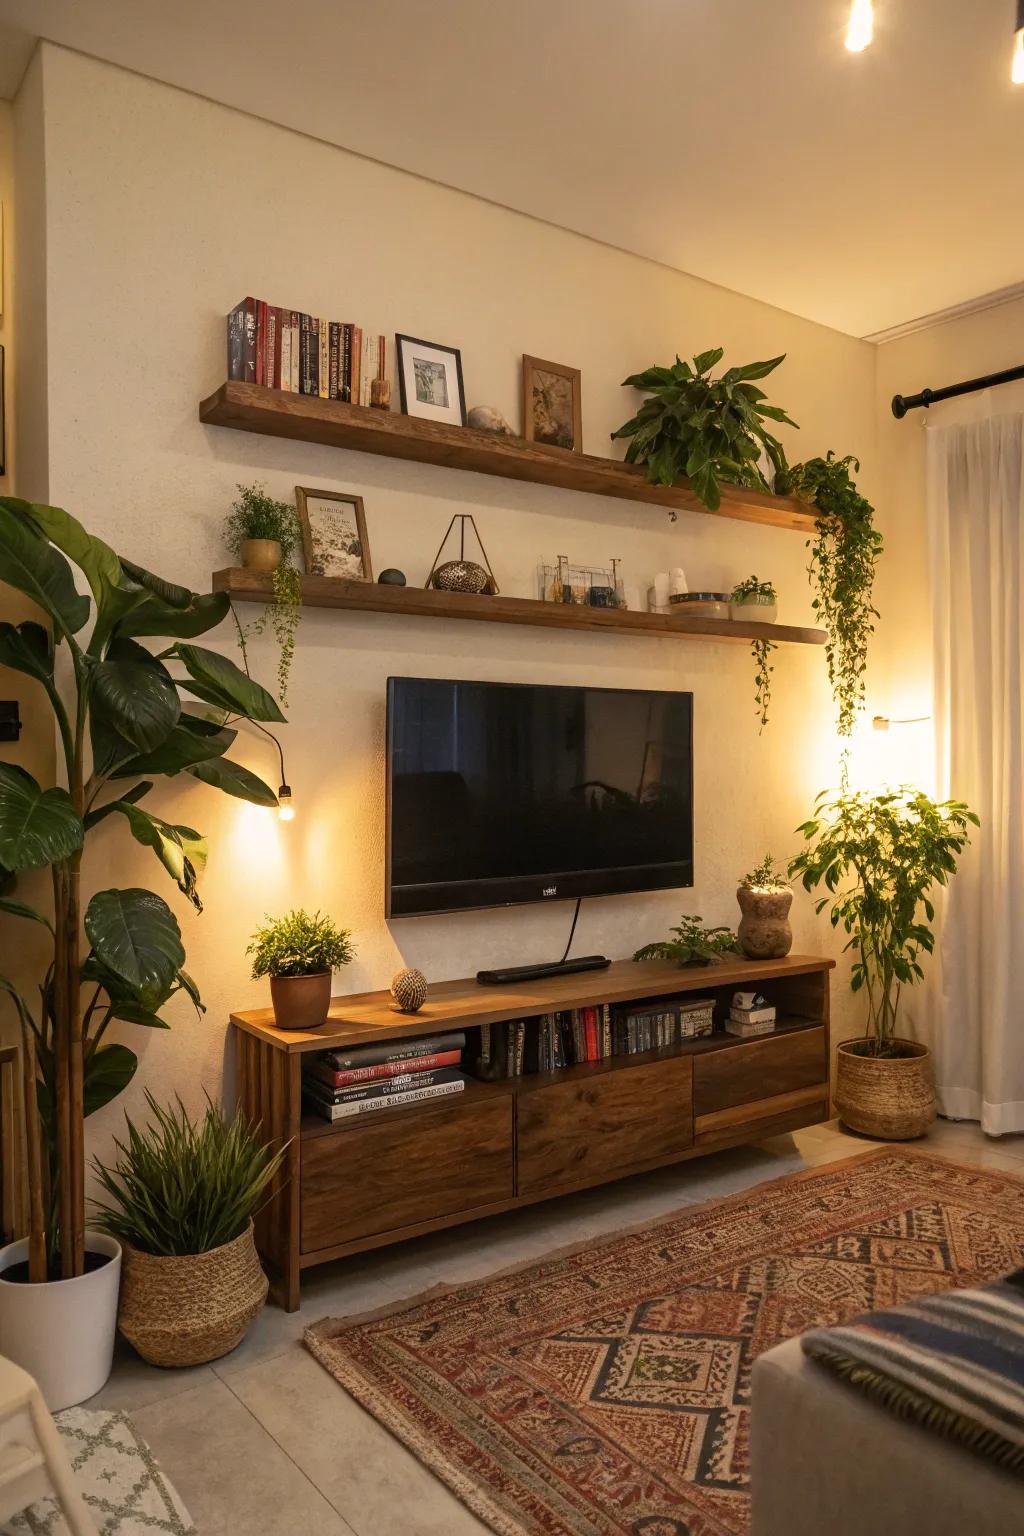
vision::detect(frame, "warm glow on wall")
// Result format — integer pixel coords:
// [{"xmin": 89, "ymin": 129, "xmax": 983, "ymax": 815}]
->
[
  {"xmin": 1013, "ymin": 25, "xmax": 1024, "ymax": 84},
  {"xmin": 845, "ymin": 0, "xmax": 874, "ymax": 53}
]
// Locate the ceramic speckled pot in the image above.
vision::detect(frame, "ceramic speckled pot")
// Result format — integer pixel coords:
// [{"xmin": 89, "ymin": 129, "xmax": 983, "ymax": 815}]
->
[{"xmin": 736, "ymin": 886, "xmax": 793, "ymax": 959}]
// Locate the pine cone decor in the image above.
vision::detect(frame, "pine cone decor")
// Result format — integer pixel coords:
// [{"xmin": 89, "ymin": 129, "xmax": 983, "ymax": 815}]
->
[{"xmin": 390, "ymin": 967, "xmax": 428, "ymax": 1013}]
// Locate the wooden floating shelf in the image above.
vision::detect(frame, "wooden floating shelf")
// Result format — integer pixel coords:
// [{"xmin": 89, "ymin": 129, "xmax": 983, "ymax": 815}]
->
[
  {"xmin": 200, "ymin": 381, "xmax": 819, "ymax": 532},
  {"xmin": 212, "ymin": 568, "xmax": 825, "ymax": 646}
]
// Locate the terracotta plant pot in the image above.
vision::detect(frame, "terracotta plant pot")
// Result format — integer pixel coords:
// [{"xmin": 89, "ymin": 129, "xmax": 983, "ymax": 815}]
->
[
  {"xmin": 270, "ymin": 971, "xmax": 331, "ymax": 1030},
  {"xmin": 835, "ymin": 1038, "xmax": 936, "ymax": 1140},
  {"xmin": 241, "ymin": 538, "xmax": 282, "ymax": 573},
  {"xmin": 118, "ymin": 1222, "xmax": 268, "ymax": 1367},
  {"xmin": 736, "ymin": 886, "xmax": 793, "ymax": 959}
]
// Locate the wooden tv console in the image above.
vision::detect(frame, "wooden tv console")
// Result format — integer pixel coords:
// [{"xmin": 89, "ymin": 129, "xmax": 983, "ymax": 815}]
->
[{"xmin": 231, "ymin": 954, "xmax": 834, "ymax": 1310}]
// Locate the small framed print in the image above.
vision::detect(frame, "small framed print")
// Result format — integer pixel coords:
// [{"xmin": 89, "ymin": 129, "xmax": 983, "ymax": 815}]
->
[
  {"xmin": 395, "ymin": 334, "xmax": 467, "ymax": 427},
  {"xmin": 295, "ymin": 487, "xmax": 372, "ymax": 582},
  {"xmin": 522, "ymin": 355, "xmax": 582, "ymax": 453}
]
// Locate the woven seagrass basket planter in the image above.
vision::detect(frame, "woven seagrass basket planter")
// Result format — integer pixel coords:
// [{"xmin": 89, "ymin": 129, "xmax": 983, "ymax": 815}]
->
[
  {"xmin": 835, "ymin": 1038, "xmax": 936, "ymax": 1141},
  {"xmin": 118, "ymin": 1222, "xmax": 268, "ymax": 1368}
]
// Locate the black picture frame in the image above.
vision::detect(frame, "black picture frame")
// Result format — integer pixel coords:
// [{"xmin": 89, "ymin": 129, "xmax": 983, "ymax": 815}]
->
[{"xmin": 395, "ymin": 334, "xmax": 467, "ymax": 427}]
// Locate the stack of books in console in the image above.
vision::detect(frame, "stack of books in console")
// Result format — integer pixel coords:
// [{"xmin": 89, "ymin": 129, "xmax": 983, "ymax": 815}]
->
[
  {"xmin": 302, "ymin": 1032, "xmax": 467, "ymax": 1123},
  {"xmin": 725, "ymin": 993, "xmax": 777, "ymax": 1039}
]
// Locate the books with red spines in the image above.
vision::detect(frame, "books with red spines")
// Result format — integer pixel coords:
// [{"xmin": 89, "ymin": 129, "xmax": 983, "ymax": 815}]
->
[
  {"xmin": 322, "ymin": 1031, "xmax": 466, "ymax": 1072},
  {"xmin": 255, "ymin": 300, "xmax": 268, "ymax": 386},
  {"xmin": 272, "ymin": 307, "xmax": 284, "ymax": 388},
  {"xmin": 307, "ymin": 1047, "xmax": 462, "ymax": 1090},
  {"xmin": 227, "ymin": 298, "xmax": 257, "ymax": 383}
]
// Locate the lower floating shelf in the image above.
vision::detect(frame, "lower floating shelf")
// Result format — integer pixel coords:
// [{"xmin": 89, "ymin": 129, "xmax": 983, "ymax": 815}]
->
[{"xmin": 212, "ymin": 569, "xmax": 825, "ymax": 646}]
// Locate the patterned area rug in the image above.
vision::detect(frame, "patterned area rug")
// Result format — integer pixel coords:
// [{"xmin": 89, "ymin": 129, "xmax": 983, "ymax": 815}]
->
[
  {"xmin": 306, "ymin": 1149, "xmax": 1024, "ymax": 1536},
  {"xmin": 4, "ymin": 1408, "xmax": 195, "ymax": 1536}
]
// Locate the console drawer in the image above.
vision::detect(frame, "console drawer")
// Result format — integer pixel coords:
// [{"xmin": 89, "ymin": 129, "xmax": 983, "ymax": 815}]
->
[
  {"xmin": 693, "ymin": 1026, "xmax": 827, "ymax": 1124},
  {"xmin": 517, "ymin": 1054, "xmax": 693, "ymax": 1196},
  {"xmin": 300, "ymin": 1091, "xmax": 513, "ymax": 1253}
]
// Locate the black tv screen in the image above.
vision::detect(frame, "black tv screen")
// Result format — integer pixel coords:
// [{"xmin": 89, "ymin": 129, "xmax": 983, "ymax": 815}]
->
[{"xmin": 386, "ymin": 677, "xmax": 694, "ymax": 916}]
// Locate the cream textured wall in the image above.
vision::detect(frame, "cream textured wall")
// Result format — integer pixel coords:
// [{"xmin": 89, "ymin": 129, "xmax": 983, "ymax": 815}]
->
[{"xmin": 15, "ymin": 44, "xmax": 880, "ymax": 1151}]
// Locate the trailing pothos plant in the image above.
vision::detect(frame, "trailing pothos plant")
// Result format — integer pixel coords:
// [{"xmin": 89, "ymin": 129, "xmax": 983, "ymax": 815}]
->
[
  {"xmin": 611, "ymin": 349, "xmax": 797, "ymax": 513},
  {"xmin": 0, "ymin": 496, "xmax": 283, "ymax": 1282},
  {"xmin": 775, "ymin": 452, "xmax": 883, "ymax": 739},
  {"xmin": 790, "ymin": 787, "xmax": 977, "ymax": 1057},
  {"xmin": 731, "ymin": 576, "xmax": 777, "ymax": 732}
]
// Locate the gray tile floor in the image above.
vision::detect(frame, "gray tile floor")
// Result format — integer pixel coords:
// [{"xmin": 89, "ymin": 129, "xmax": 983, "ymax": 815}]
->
[{"xmin": 89, "ymin": 1118, "xmax": 1024, "ymax": 1535}]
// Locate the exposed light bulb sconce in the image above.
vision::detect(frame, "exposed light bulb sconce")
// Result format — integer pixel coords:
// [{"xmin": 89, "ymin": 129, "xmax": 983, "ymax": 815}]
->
[
  {"xmin": 872, "ymin": 713, "xmax": 930, "ymax": 732},
  {"xmin": 1014, "ymin": 1, "xmax": 1024, "ymax": 83},
  {"xmin": 277, "ymin": 784, "xmax": 295, "ymax": 822},
  {"xmin": 846, "ymin": 0, "xmax": 874, "ymax": 52}
]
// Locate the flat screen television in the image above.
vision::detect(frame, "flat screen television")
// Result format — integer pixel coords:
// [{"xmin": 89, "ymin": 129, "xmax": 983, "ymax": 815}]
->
[{"xmin": 386, "ymin": 677, "xmax": 694, "ymax": 917}]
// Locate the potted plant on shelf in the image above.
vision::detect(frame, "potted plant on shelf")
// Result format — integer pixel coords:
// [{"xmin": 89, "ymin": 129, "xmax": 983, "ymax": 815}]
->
[
  {"xmin": 0, "ymin": 494, "xmax": 282, "ymax": 1408},
  {"xmin": 225, "ymin": 482, "xmax": 303, "ymax": 705},
  {"xmin": 93, "ymin": 1093, "xmax": 286, "ymax": 1367},
  {"xmin": 791, "ymin": 786, "xmax": 977, "ymax": 1140},
  {"xmin": 611, "ymin": 349, "xmax": 796, "ymax": 513},
  {"xmin": 634, "ymin": 914, "xmax": 739, "ymax": 967},
  {"xmin": 736, "ymin": 855, "xmax": 793, "ymax": 960},
  {"xmin": 730, "ymin": 574, "xmax": 777, "ymax": 624},
  {"xmin": 247, "ymin": 909, "xmax": 355, "ymax": 1031}
]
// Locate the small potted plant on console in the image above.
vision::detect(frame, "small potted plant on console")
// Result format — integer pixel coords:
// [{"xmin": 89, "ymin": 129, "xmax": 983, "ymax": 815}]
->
[
  {"xmin": 736, "ymin": 854, "xmax": 793, "ymax": 959},
  {"xmin": 634, "ymin": 914, "xmax": 739, "ymax": 967},
  {"xmin": 247, "ymin": 908, "xmax": 355, "ymax": 1030}
]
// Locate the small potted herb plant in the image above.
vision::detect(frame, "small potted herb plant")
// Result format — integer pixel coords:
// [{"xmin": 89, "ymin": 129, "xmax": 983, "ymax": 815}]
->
[
  {"xmin": 634, "ymin": 914, "xmax": 739, "ymax": 967},
  {"xmin": 93, "ymin": 1095, "xmax": 285, "ymax": 1367},
  {"xmin": 730, "ymin": 574, "xmax": 777, "ymax": 623},
  {"xmin": 791, "ymin": 787, "xmax": 977, "ymax": 1139},
  {"xmin": 247, "ymin": 909, "xmax": 355, "ymax": 1030},
  {"xmin": 736, "ymin": 854, "xmax": 793, "ymax": 959}
]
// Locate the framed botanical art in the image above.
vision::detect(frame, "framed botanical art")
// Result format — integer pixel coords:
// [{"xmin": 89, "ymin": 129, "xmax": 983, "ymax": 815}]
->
[
  {"xmin": 522, "ymin": 355, "xmax": 582, "ymax": 453},
  {"xmin": 295, "ymin": 486, "xmax": 372, "ymax": 582},
  {"xmin": 395, "ymin": 334, "xmax": 467, "ymax": 427}
]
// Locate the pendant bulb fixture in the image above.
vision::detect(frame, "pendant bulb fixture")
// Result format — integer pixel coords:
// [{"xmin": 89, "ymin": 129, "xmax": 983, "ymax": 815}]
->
[
  {"xmin": 277, "ymin": 783, "xmax": 295, "ymax": 822},
  {"xmin": 845, "ymin": 0, "xmax": 874, "ymax": 53},
  {"xmin": 1014, "ymin": 1, "xmax": 1024, "ymax": 84}
]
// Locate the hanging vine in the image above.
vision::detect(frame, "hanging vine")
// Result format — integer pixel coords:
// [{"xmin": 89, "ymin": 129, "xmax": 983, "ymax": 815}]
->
[
  {"xmin": 751, "ymin": 637, "xmax": 776, "ymax": 733},
  {"xmin": 776, "ymin": 452, "xmax": 883, "ymax": 739}
]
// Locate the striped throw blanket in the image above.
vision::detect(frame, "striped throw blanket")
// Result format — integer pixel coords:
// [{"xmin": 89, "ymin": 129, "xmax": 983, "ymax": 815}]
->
[{"xmin": 802, "ymin": 1269, "xmax": 1024, "ymax": 1475}]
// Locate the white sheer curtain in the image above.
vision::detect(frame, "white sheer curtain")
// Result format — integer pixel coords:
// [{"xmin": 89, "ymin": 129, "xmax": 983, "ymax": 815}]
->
[{"xmin": 926, "ymin": 388, "xmax": 1024, "ymax": 1134}]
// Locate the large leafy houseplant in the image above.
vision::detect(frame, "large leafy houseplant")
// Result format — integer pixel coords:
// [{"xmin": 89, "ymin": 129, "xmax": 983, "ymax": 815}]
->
[
  {"xmin": 790, "ymin": 787, "xmax": 977, "ymax": 1056},
  {"xmin": 0, "ymin": 496, "xmax": 282, "ymax": 1282},
  {"xmin": 611, "ymin": 349, "xmax": 796, "ymax": 512}
]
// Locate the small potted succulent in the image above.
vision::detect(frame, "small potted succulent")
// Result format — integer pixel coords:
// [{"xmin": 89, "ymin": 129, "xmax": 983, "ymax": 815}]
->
[
  {"xmin": 247, "ymin": 908, "xmax": 355, "ymax": 1030},
  {"xmin": 736, "ymin": 854, "xmax": 793, "ymax": 959},
  {"xmin": 93, "ymin": 1094, "xmax": 285, "ymax": 1367},
  {"xmin": 730, "ymin": 574, "xmax": 777, "ymax": 623},
  {"xmin": 634, "ymin": 914, "xmax": 739, "ymax": 967}
]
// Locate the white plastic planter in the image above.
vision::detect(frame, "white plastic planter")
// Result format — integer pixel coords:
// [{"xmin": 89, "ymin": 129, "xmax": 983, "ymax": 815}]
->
[{"xmin": 0, "ymin": 1231, "xmax": 121, "ymax": 1409}]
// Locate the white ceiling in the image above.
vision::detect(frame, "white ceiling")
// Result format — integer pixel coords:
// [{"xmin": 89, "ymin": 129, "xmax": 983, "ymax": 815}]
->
[{"xmin": 1, "ymin": 0, "xmax": 1021, "ymax": 337}]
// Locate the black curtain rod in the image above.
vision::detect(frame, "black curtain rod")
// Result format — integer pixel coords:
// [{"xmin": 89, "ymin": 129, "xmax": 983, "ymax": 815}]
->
[{"xmin": 891, "ymin": 363, "xmax": 1024, "ymax": 419}]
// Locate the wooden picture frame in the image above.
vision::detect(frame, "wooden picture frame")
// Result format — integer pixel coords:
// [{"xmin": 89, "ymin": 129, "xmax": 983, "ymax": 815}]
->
[
  {"xmin": 522, "ymin": 355, "xmax": 582, "ymax": 454},
  {"xmin": 395, "ymin": 334, "xmax": 467, "ymax": 427},
  {"xmin": 295, "ymin": 486, "xmax": 372, "ymax": 582}
]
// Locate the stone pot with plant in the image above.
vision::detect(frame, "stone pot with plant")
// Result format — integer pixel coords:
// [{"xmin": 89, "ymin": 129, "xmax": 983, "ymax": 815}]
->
[
  {"xmin": 226, "ymin": 482, "xmax": 303, "ymax": 705},
  {"xmin": 0, "ymin": 495, "xmax": 283, "ymax": 1407},
  {"xmin": 247, "ymin": 908, "xmax": 355, "ymax": 1031},
  {"xmin": 93, "ymin": 1093, "xmax": 286, "ymax": 1367},
  {"xmin": 634, "ymin": 914, "xmax": 739, "ymax": 968},
  {"xmin": 736, "ymin": 854, "xmax": 793, "ymax": 959},
  {"xmin": 791, "ymin": 786, "xmax": 977, "ymax": 1140}
]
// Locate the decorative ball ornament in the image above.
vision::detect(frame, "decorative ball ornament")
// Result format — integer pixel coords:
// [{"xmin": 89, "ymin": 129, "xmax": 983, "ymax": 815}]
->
[
  {"xmin": 432, "ymin": 560, "xmax": 490, "ymax": 595},
  {"xmin": 389, "ymin": 967, "xmax": 428, "ymax": 1014},
  {"xmin": 377, "ymin": 568, "xmax": 407, "ymax": 585}
]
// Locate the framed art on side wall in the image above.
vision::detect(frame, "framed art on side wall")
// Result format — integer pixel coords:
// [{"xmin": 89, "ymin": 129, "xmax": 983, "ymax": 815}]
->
[
  {"xmin": 395, "ymin": 334, "xmax": 467, "ymax": 427},
  {"xmin": 522, "ymin": 355, "xmax": 582, "ymax": 453},
  {"xmin": 295, "ymin": 487, "xmax": 372, "ymax": 581}
]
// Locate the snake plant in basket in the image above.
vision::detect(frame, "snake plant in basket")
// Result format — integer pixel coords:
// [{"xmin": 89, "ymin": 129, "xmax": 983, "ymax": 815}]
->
[{"xmin": 0, "ymin": 495, "xmax": 282, "ymax": 1406}]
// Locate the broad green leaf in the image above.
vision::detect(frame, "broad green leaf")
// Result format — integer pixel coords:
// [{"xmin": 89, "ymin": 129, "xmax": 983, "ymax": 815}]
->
[
  {"xmin": 84, "ymin": 1043, "xmax": 138, "ymax": 1117},
  {"xmin": 117, "ymin": 589, "xmax": 231, "ymax": 640},
  {"xmin": 185, "ymin": 755, "xmax": 278, "ymax": 807},
  {"xmin": 721, "ymin": 355, "xmax": 786, "ymax": 384},
  {"xmin": 80, "ymin": 953, "xmax": 174, "ymax": 1014},
  {"xmin": 84, "ymin": 780, "xmax": 154, "ymax": 831},
  {"xmin": 692, "ymin": 347, "xmax": 724, "ymax": 375},
  {"xmin": 174, "ymin": 645, "xmax": 285, "ymax": 723},
  {"xmin": 111, "ymin": 716, "xmax": 236, "ymax": 778},
  {"xmin": 106, "ymin": 1000, "xmax": 170, "ymax": 1029},
  {"xmin": 91, "ymin": 638, "xmax": 181, "ymax": 754},
  {"xmin": 107, "ymin": 801, "xmax": 207, "ymax": 910},
  {"xmin": 0, "ymin": 621, "xmax": 53, "ymax": 684},
  {"xmin": 0, "ymin": 498, "xmax": 90, "ymax": 635},
  {"xmin": 85, "ymin": 887, "xmax": 185, "ymax": 995},
  {"xmin": 117, "ymin": 560, "xmax": 192, "ymax": 610},
  {"xmin": 22, "ymin": 501, "xmax": 150, "ymax": 650},
  {"xmin": 175, "ymin": 967, "xmax": 205, "ymax": 1014},
  {"xmin": 0, "ymin": 763, "xmax": 84, "ymax": 871},
  {"xmin": 621, "ymin": 365, "xmax": 677, "ymax": 391},
  {"xmin": 0, "ymin": 894, "xmax": 53, "ymax": 931}
]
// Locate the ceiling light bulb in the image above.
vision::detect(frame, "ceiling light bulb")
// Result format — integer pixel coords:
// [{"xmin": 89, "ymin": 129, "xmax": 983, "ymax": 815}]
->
[
  {"xmin": 277, "ymin": 784, "xmax": 295, "ymax": 822},
  {"xmin": 1014, "ymin": 28, "xmax": 1024, "ymax": 84},
  {"xmin": 845, "ymin": 0, "xmax": 874, "ymax": 52}
]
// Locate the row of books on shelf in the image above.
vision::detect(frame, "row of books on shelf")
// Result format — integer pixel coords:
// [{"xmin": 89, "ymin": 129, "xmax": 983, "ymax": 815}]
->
[
  {"xmin": 227, "ymin": 296, "xmax": 387, "ymax": 405},
  {"xmin": 476, "ymin": 997, "xmax": 718, "ymax": 1080},
  {"xmin": 301, "ymin": 1031, "xmax": 466, "ymax": 1123}
]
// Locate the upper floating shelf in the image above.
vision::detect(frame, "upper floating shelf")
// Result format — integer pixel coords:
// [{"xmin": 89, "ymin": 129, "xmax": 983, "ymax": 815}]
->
[{"xmin": 199, "ymin": 382, "xmax": 818, "ymax": 532}]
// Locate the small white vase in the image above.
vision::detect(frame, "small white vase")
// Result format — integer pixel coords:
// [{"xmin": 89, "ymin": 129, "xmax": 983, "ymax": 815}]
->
[{"xmin": 0, "ymin": 1231, "xmax": 121, "ymax": 1409}]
